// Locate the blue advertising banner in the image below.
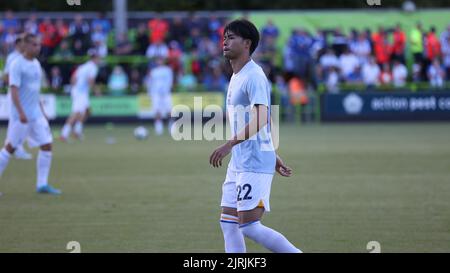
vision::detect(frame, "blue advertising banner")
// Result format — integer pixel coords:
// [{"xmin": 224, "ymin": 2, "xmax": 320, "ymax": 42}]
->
[{"xmin": 321, "ymin": 92, "xmax": 450, "ymax": 121}]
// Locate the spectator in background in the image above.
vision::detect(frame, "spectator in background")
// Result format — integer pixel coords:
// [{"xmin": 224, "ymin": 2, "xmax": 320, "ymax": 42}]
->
[
  {"xmin": 372, "ymin": 27, "xmax": 391, "ymax": 66},
  {"xmin": 115, "ymin": 33, "xmax": 133, "ymax": 55},
  {"xmin": 129, "ymin": 68, "xmax": 141, "ymax": 94},
  {"xmin": 91, "ymin": 12, "xmax": 111, "ymax": 35},
  {"xmin": 55, "ymin": 19, "xmax": 69, "ymax": 42},
  {"xmin": 208, "ymin": 14, "xmax": 222, "ymax": 43},
  {"xmin": 2, "ymin": 27, "xmax": 17, "ymax": 54},
  {"xmin": 93, "ymin": 40, "xmax": 108, "ymax": 57},
  {"xmin": 325, "ymin": 66, "xmax": 340, "ymax": 93},
  {"xmin": 392, "ymin": 59, "xmax": 408, "ymax": 88},
  {"xmin": 73, "ymin": 39, "xmax": 85, "ymax": 56},
  {"xmin": 69, "ymin": 14, "xmax": 90, "ymax": 41},
  {"xmin": 202, "ymin": 65, "xmax": 227, "ymax": 92},
  {"xmin": 54, "ymin": 40, "xmax": 74, "ymax": 60},
  {"xmin": 392, "ymin": 23, "xmax": 406, "ymax": 64},
  {"xmin": 339, "ymin": 47, "xmax": 360, "ymax": 82},
  {"xmin": 440, "ymin": 24, "xmax": 450, "ymax": 47},
  {"xmin": 362, "ymin": 56, "xmax": 380, "ymax": 90},
  {"xmin": 24, "ymin": 13, "xmax": 38, "ymax": 35},
  {"xmin": 169, "ymin": 16, "xmax": 188, "ymax": 45},
  {"xmin": 39, "ymin": 17, "xmax": 58, "ymax": 57},
  {"xmin": 410, "ymin": 22, "xmax": 425, "ymax": 80},
  {"xmin": 146, "ymin": 40, "xmax": 169, "ymax": 60},
  {"xmin": 49, "ymin": 66, "xmax": 63, "ymax": 91},
  {"xmin": 135, "ymin": 23, "xmax": 149, "ymax": 55},
  {"xmin": 91, "ymin": 24, "xmax": 107, "ymax": 45},
  {"xmin": 148, "ymin": 14, "xmax": 169, "ymax": 44},
  {"xmin": 379, "ymin": 63, "xmax": 392, "ymax": 85},
  {"xmin": 350, "ymin": 31, "xmax": 372, "ymax": 65},
  {"xmin": 167, "ymin": 40, "xmax": 183, "ymax": 77},
  {"xmin": 442, "ymin": 36, "xmax": 450, "ymax": 80},
  {"xmin": 318, "ymin": 48, "xmax": 339, "ymax": 81},
  {"xmin": 261, "ymin": 19, "xmax": 279, "ymax": 42},
  {"xmin": 331, "ymin": 28, "xmax": 348, "ymax": 57},
  {"xmin": 428, "ymin": 58, "xmax": 446, "ymax": 88},
  {"xmin": 425, "ymin": 27, "xmax": 442, "ymax": 66},
  {"xmin": 108, "ymin": 65, "xmax": 129, "ymax": 95},
  {"xmin": 2, "ymin": 10, "xmax": 19, "ymax": 32}
]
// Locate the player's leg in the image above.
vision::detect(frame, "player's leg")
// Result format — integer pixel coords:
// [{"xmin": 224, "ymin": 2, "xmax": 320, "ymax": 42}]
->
[
  {"xmin": 60, "ymin": 113, "xmax": 77, "ymax": 141},
  {"xmin": 152, "ymin": 93, "xmax": 164, "ymax": 135},
  {"xmin": 220, "ymin": 169, "xmax": 246, "ymax": 253},
  {"xmin": 237, "ymin": 172, "xmax": 302, "ymax": 253},
  {"xmin": 0, "ymin": 120, "xmax": 28, "ymax": 177},
  {"xmin": 74, "ymin": 105, "xmax": 90, "ymax": 140},
  {"xmin": 13, "ymin": 142, "xmax": 33, "ymax": 160},
  {"xmin": 4, "ymin": 119, "xmax": 32, "ymax": 160},
  {"xmin": 31, "ymin": 118, "xmax": 61, "ymax": 194}
]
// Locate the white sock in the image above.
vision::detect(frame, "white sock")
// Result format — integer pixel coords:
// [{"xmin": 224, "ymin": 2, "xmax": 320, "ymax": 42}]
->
[
  {"xmin": 74, "ymin": 121, "xmax": 83, "ymax": 136},
  {"xmin": 36, "ymin": 150, "xmax": 52, "ymax": 188},
  {"xmin": 0, "ymin": 148, "xmax": 12, "ymax": 177},
  {"xmin": 240, "ymin": 221, "xmax": 302, "ymax": 253},
  {"xmin": 15, "ymin": 144, "xmax": 26, "ymax": 153},
  {"xmin": 220, "ymin": 214, "xmax": 246, "ymax": 253},
  {"xmin": 61, "ymin": 124, "xmax": 71, "ymax": 138},
  {"xmin": 155, "ymin": 119, "xmax": 163, "ymax": 135}
]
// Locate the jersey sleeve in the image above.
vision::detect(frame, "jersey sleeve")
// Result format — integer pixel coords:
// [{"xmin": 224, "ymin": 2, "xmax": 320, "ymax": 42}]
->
[
  {"xmin": 8, "ymin": 59, "xmax": 21, "ymax": 88},
  {"xmin": 245, "ymin": 73, "xmax": 270, "ymax": 107}
]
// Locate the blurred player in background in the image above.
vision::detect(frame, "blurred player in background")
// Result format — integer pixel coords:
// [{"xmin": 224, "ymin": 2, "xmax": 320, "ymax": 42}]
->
[
  {"xmin": 145, "ymin": 57, "xmax": 174, "ymax": 135},
  {"xmin": 60, "ymin": 49, "xmax": 100, "ymax": 141},
  {"xmin": 2, "ymin": 33, "xmax": 33, "ymax": 160},
  {"xmin": 210, "ymin": 19, "xmax": 301, "ymax": 253},
  {"xmin": 0, "ymin": 33, "xmax": 61, "ymax": 195}
]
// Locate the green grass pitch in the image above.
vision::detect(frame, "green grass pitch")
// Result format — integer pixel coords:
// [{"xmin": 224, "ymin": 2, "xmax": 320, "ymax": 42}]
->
[{"xmin": 0, "ymin": 122, "xmax": 449, "ymax": 252}]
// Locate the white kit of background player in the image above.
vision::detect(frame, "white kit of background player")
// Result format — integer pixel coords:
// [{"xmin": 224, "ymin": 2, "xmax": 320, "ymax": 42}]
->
[
  {"xmin": 0, "ymin": 34, "xmax": 61, "ymax": 195},
  {"xmin": 2, "ymin": 34, "xmax": 33, "ymax": 160}
]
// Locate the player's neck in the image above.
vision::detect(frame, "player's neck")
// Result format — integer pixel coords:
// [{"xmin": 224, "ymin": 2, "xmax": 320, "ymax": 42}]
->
[
  {"xmin": 230, "ymin": 55, "xmax": 251, "ymax": 74},
  {"xmin": 23, "ymin": 52, "xmax": 34, "ymax": 61}
]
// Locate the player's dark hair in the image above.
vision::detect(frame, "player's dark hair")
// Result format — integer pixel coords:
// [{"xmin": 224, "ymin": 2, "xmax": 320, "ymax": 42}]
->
[
  {"xmin": 15, "ymin": 35, "xmax": 23, "ymax": 45},
  {"xmin": 223, "ymin": 19, "xmax": 260, "ymax": 55},
  {"xmin": 24, "ymin": 33, "xmax": 37, "ymax": 43}
]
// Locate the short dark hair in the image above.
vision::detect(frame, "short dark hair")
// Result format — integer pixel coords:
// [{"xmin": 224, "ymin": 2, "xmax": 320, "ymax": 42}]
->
[
  {"xmin": 223, "ymin": 19, "xmax": 260, "ymax": 55},
  {"xmin": 24, "ymin": 33, "xmax": 37, "ymax": 43}
]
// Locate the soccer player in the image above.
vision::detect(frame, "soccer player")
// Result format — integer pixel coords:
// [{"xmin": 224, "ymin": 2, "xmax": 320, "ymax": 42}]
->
[
  {"xmin": 60, "ymin": 49, "xmax": 100, "ymax": 141},
  {"xmin": 209, "ymin": 19, "xmax": 302, "ymax": 253},
  {"xmin": 2, "ymin": 33, "xmax": 33, "ymax": 160},
  {"xmin": 145, "ymin": 56, "xmax": 174, "ymax": 135},
  {"xmin": 0, "ymin": 33, "xmax": 61, "ymax": 195}
]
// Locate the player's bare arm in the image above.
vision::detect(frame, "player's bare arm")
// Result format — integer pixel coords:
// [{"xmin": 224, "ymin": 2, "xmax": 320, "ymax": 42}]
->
[
  {"xmin": 270, "ymin": 117, "xmax": 293, "ymax": 177},
  {"xmin": 209, "ymin": 104, "xmax": 268, "ymax": 168},
  {"xmin": 10, "ymin": 85, "xmax": 27, "ymax": 123}
]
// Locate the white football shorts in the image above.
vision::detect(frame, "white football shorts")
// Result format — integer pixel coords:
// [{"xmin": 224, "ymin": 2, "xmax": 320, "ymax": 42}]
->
[{"xmin": 220, "ymin": 167, "xmax": 273, "ymax": 212}]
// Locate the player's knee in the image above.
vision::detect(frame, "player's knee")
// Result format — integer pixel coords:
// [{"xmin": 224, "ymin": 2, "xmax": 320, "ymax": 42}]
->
[
  {"xmin": 40, "ymin": 143, "xmax": 52, "ymax": 151},
  {"xmin": 5, "ymin": 143, "xmax": 16, "ymax": 154}
]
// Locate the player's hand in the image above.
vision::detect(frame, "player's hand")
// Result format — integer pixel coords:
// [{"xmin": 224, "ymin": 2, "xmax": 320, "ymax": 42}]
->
[
  {"xmin": 275, "ymin": 155, "xmax": 293, "ymax": 177},
  {"xmin": 19, "ymin": 113, "xmax": 28, "ymax": 124},
  {"xmin": 209, "ymin": 142, "xmax": 233, "ymax": 168}
]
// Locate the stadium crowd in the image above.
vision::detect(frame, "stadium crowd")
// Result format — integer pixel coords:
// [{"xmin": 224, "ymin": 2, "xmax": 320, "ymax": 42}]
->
[{"xmin": 1, "ymin": 10, "xmax": 450, "ymax": 97}]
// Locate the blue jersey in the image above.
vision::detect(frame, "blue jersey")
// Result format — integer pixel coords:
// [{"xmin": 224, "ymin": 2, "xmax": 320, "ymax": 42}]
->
[{"xmin": 227, "ymin": 59, "xmax": 276, "ymax": 174}]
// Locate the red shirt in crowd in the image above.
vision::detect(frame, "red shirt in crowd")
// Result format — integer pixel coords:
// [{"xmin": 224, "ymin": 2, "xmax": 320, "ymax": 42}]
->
[
  {"xmin": 392, "ymin": 29, "xmax": 406, "ymax": 55},
  {"xmin": 425, "ymin": 32, "xmax": 441, "ymax": 61},
  {"xmin": 148, "ymin": 18, "xmax": 169, "ymax": 44},
  {"xmin": 372, "ymin": 31, "xmax": 391, "ymax": 65}
]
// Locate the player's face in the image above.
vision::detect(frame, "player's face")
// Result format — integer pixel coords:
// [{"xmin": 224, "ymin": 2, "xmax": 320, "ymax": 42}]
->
[
  {"xmin": 223, "ymin": 31, "xmax": 249, "ymax": 60},
  {"xmin": 25, "ymin": 37, "xmax": 41, "ymax": 57}
]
